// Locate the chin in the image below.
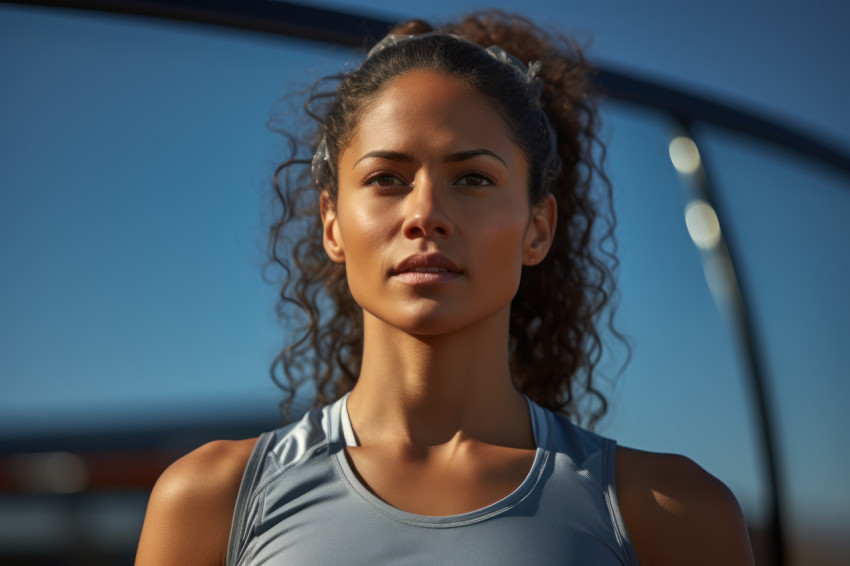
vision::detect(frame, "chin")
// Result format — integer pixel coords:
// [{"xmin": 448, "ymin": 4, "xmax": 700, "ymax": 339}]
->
[
  {"xmin": 382, "ymin": 312, "xmax": 465, "ymax": 337},
  {"xmin": 368, "ymin": 302, "xmax": 511, "ymax": 339}
]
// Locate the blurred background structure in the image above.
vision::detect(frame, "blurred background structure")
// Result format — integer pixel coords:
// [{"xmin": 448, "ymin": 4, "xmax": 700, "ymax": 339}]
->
[{"xmin": 1, "ymin": 1, "xmax": 848, "ymax": 564}]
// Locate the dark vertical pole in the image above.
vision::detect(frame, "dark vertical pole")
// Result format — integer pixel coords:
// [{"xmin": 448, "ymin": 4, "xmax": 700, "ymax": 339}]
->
[{"xmin": 671, "ymin": 118, "xmax": 786, "ymax": 565}]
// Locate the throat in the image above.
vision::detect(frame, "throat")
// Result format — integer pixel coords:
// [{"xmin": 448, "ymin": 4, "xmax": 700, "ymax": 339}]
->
[{"xmin": 339, "ymin": 393, "xmax": 539, "ymax": 516}]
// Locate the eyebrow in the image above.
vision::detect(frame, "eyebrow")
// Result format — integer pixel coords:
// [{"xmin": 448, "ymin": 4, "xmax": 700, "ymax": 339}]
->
[
  {"xmin": 446, "ymin": 149, "xmax": 507, "ymax": 167},
  {"xmin": 353, "ymin": 149, "xmax": 508, "ymax": 168}
]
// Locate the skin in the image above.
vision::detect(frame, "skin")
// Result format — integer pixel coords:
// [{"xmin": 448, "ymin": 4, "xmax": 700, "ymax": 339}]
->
[{"xmin": 136, "ymin": 70, "xmax": 754, "ymax": 565}]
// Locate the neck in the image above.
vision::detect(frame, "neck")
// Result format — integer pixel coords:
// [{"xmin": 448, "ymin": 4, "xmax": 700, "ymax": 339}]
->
[{"xmin": 347, "ymin": 307, "xmax": 532, "ymax": 449}]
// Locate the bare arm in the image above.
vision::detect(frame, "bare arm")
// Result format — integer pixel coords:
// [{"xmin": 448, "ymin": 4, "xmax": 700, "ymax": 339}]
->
[
  {"xmin": 135, "ymin": 438, "xmax": 257, "ymax": 566},
  {"xmin": 616, "ymin": 446, "xmax": 754, "ymax": 566}
]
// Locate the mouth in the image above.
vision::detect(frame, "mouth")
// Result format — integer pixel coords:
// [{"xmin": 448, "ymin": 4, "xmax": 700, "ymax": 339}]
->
[
  {"xmin": 391, "ymin": 254, "xmax": 462, "ymax": 284},
  {"xmin": 407, "ymin": 267, "xmax": 451, "ymax": 273}
]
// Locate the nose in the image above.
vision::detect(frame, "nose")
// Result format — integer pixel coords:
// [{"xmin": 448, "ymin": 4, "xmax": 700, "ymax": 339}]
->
[{"xmin": 401, "ymin": 177, "xmax": 454, "ymax": 240}]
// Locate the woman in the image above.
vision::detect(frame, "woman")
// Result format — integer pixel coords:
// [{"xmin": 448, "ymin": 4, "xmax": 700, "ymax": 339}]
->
[{"xmin": 136, "ymin": 12, "xmax": 754, "ymax": 565}]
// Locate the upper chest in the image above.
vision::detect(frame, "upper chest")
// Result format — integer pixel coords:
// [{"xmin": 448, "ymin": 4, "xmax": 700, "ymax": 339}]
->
[
  {"xmin": 343, "ymin": 442, "xmax": 537, "ymax": 516},
  {"xmin": 241, "ymin": 447, "xmax": 630, "ymax": 566}
]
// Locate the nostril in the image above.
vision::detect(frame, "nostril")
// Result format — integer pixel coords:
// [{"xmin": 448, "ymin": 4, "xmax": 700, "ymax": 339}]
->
[
  {"xmin": 402, "ymin": 195, "xmax": 454, "ymax": 239},
  {"xmin": 404, "ymin": 221, "xmax": 451, "ymax": 239}
]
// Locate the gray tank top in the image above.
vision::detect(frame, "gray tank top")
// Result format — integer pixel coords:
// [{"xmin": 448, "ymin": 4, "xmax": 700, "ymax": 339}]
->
[{"xmin": 226, "ymin": 394, "xmax": 639, "ymax": 565}]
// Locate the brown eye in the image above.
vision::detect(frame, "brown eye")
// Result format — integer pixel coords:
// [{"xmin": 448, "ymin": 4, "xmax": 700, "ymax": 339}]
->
[
  {"xmin": 366, "ymin": 173, "xmax": 406, "ymax": 187},
  {"xmin": 455, "ymin": 172, "xmax": 494, "ymax": 186}
]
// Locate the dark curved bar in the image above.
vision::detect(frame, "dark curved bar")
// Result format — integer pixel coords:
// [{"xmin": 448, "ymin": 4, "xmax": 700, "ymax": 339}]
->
[
  {"xmin": 598, "ymin": 69, "xmax": 850, "ymax": 176},
  {"xmin": 5, "ymin": 0, "xmax": 849, "ymax": 178},
  {"xmin": 1, "ymin": 0, "xmax": 394, "ymax": 47}
]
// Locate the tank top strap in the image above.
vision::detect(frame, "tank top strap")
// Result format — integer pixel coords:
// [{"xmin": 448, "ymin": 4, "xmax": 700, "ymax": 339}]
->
[
  {"xmin": 601, "ymin": 436, "xmax": 640, "ymax": 565},
  {"xmin": 225, "ymin": 430, "xmax": 276, "ymax": 566},
  {"xmin": 338, "ymin": 392, "xmax": 358, "ymax": 446}
]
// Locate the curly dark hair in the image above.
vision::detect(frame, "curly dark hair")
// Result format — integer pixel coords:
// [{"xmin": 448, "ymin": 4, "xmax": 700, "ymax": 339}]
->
[{"xmin": 268, "ymin": 11, "xmax": 623, "ymax": 428}]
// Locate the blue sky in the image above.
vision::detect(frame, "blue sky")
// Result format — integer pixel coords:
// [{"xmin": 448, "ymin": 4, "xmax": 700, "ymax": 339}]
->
[
  {"xmin": 1, "ymin": 0, "xmax": 848, "ymax": 541},
  {"xmin": 320, "ymin": 0, "xmax": 850, "ymax": 151}
]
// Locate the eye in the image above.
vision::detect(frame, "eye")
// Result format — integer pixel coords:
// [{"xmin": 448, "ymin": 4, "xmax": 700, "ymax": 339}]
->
[
  {"xmin": 364, "ymin": 173, "xmax": 408, "ymax": 187},
  {"xmin": 454, "ymin": 172, "xmax": 495, "ymax": 187}
]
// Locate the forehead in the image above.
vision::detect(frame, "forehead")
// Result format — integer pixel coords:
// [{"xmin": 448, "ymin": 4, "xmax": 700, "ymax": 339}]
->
[{"xmin": 346, "ymin": 70, "xmax": 517, "ymax": 154}]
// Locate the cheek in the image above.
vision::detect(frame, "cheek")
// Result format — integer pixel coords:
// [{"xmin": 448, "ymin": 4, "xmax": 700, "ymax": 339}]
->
[
  {"xmin": 337, "ymin": 191, "xmax": 390, "ymax": 242},
  {"xmin": 336, "ymin": 205, "xmax": 398, "ymax": 294},
  {"xmin": 483, "ymin": 203, "xmax": 531, "ymax": 251},
  {"xmin": 339, "ymin": 206, "xmax": 394, "ymax": 253},
  {"xmin": 473, "ymin": 220, "xmax": 529, "ymax": 279}
]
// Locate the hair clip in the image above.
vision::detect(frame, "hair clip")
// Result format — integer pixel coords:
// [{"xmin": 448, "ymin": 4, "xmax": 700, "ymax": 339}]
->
[
  {"xmin": 368, "ymin": 34, "xmax": 544, "ymax": 103},
  {"xmin": 312, "ymin": 136, "xmax": 329, "ymax": 187}
]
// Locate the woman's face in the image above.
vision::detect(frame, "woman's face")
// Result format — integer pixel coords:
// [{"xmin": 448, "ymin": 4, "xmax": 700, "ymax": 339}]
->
[{"xmin": 322, "ymin": 70, "xmax": 555, "ymax": 336}]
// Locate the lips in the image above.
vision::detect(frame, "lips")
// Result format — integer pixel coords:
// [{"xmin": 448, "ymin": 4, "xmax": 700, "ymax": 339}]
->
[
  {"xmin": 392, "ymin": 254, "xmax": 462, "ymax": 275},
  {"xmin": 391, "ymin": 254, "xmax": 462, "ymax": 284}
]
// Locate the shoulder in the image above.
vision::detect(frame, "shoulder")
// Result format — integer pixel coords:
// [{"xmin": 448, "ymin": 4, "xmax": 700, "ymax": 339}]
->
[
  {"xmin": 135, "ymin": 438, "xmax": 258, "ymax": 566},
  {"xmin": 615, "ymin": 446, "xmax": 754, "ymax": 566}
]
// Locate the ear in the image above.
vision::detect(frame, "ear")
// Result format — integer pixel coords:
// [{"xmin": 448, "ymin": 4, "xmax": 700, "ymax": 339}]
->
[
  {"xmin": 523, "ymin": 193, "xmax": 557, "ymax": 266},
  {"xmin": 320, "ymin": 191, "xmax": 345, "ymax": 263}
]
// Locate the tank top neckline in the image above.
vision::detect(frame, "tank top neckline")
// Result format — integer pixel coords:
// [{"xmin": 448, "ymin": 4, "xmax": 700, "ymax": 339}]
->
[{"xmin": 326, "ymin": 393, "xmax": 551, "ymax": 528}]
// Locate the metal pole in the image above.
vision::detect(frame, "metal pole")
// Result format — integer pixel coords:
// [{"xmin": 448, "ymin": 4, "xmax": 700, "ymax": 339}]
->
[{"xmin": 669, "ymin": 119, "xmax": 787, "ymax": 565}]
